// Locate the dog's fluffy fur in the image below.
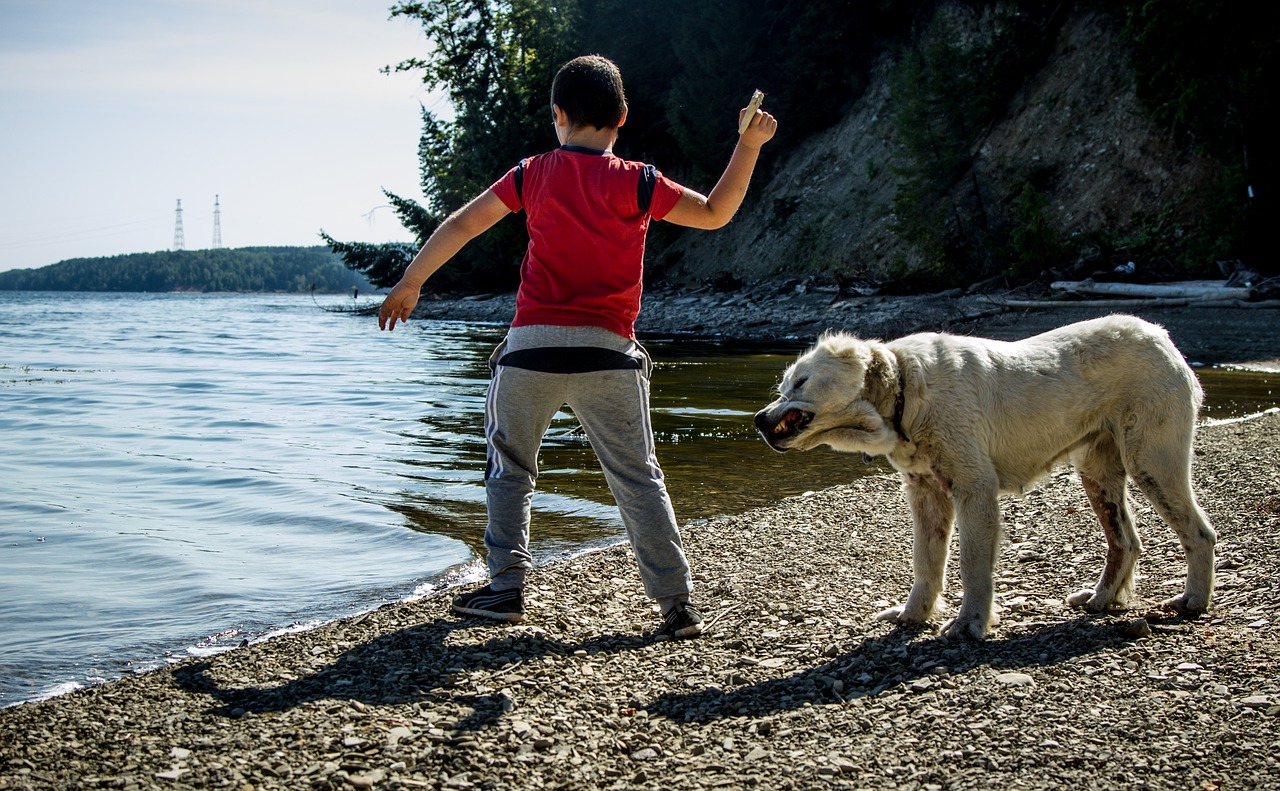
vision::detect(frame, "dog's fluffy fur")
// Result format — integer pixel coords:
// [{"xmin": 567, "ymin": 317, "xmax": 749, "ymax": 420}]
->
[{"xmin": 754, "ymin": 315, "xmax": 1216, "ymax": 639}]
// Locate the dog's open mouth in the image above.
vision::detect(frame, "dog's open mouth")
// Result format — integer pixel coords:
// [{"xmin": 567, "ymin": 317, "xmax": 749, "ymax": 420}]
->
[{"xmin": 769, "ymin": 408, "xmax": 812, "ymax": 439}]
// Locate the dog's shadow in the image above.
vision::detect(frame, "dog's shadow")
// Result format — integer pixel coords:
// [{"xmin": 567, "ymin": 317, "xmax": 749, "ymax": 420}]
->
[{"xmin": 646, "ymin": 613, "xmax": 1184, "ymax": 724}]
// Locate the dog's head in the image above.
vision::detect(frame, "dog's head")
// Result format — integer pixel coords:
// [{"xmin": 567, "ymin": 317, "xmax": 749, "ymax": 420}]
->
[{"xmin": 754, "ymin": 332, "xmax": 901, "ymax": 456}]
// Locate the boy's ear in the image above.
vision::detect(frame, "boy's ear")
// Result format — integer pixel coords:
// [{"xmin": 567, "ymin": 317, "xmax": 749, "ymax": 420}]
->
[
  {"xmin": 617, "ymin": 104, "xmax": 627, "ymax": 128},
  {"xmin": 552, "ymin": 103, "xmax": 569, "ymax": 126}
]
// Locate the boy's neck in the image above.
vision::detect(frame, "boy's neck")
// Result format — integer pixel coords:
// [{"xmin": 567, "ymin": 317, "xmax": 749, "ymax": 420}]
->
[{"xmin": 561, "ymin": 125, "xmax": 617, "ymax": 152}]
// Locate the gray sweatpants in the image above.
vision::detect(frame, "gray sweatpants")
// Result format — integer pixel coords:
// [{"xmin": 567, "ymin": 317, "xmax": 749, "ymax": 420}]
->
[{"xmin": 483, "ymin": 324, "xmax": 693, "ymax": 601}]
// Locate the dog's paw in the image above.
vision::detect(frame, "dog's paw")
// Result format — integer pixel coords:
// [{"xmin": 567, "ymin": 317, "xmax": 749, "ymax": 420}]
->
[
  {"xmin": 1066, "ymin": 588, "xmax": 1100, "ymax": 610},
  {"xmin": 875, "ymin": 604, "xmax": 931, "ymax": 625},
  {"xmin": 940, "ymin": 609, "xmax": 995, "ymax": 639},
  {"xmin": 1066, "ymin": 588, "xmax": 1134, "ymax": 613},
  {"xmin": 1160, "ymin": 592, "xmax": 1209, "ymax": 615}
]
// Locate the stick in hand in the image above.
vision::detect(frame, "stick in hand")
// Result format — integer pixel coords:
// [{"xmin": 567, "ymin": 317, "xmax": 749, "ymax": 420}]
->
[{"xmin": 738, "ymin": 90, "xmax": 765, "ymax": 135}]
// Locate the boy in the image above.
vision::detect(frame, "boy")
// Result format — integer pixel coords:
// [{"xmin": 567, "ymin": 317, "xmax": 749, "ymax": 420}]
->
[{"xmin": 378, "ymin": 54, "xmax": 777, "ymax": 638}]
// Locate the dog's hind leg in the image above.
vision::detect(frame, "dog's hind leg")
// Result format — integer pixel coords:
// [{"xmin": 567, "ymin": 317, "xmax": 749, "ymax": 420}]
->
[
  {"xmin": 1128, "ymin": 425, "xmax": 1216, "ymax": 614},
  {"xmin": 1067, "ymin": 433, "xmax": 1142, "ymax": 612},
  {"xmin": 877, "ymin": 472, "xmax": 954, "ymax": 627}
]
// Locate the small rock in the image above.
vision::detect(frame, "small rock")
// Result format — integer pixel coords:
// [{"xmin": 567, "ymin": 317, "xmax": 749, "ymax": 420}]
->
[
  {"xmin": 995, "ymin": 672, "xmax": 1035, "ymax": 687},
  {"xmin": 1240, "ymin": 695, "xmax": 1271, "ymax": 709},
  {"xmin": 1126, "ymin": 618, "xmax": 1152, "ymax": 638},
  {"xmin": 346, "ymin": 769, "xmax": 385, "ymax": 789},
  {"xmin": 386, "ymin": 726, "xmax": 413, "ymax": 746},
  {"xmin": 831, "ymin": 757, "xmax": 857, "ymax": 773}
]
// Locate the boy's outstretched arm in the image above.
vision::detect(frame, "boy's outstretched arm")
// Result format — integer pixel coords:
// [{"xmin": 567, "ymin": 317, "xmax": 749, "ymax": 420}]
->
[
  {"xmin": 378, "ymin": 190, "xmax": 511, "ymax": 331},
  {"xmin": 663, "ymin": 106, "xmax": 778, "ymax": 230}
]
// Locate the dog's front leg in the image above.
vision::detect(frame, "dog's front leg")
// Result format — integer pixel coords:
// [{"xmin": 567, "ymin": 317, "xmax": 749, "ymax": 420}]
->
[
  {"xmin": 941, "ymin": 484, "xmax": 1002, "ymax": 639},
  {"xmin": 878, "ymin": 473, "xmax": 954, "ymax": 627}
]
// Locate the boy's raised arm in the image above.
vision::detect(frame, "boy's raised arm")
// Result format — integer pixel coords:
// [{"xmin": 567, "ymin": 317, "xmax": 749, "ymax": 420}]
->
[
  {"xmin": 662, "ymin": 105, "xmax": 777, "ymax": 231},
  {"xmin": 378, "ymin": 189, "xmax": 512, "ymax": 331}
]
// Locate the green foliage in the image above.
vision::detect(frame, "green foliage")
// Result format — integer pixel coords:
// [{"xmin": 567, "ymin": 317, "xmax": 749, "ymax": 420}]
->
[
  {"xmin": 1113, "ymin": 192, "xmax": 1238, "ymax": 280},
  {"xmin": 662, "ymin": 0, "xmax": 912, "ymax": 180},
  {"xmin": 325, "ymin": 0, "xmax": 581, "ymax": 293},
  {"xmin": 889, "ymin": 3, "xmax": 1065, "ymax": 288},
  {"xmin": 320, "ymin": 188, "xmax": 435, "ymax": 290},
  {"xmin": 0, "ymin": 248, "xmax": 366, "ymax": 293},
  {"xmin": 316, "ymin": 233, "xmax": 418, "ymax": 290},
  {"xmin": 1112, "ymin": 0, "xmax": 1277, "ymax": 273},
  {"xmin": 1007, "ymin": 180, "xmax": 1065, "ymax": 279},
  {"xmin": 329, "ymin": 0, "xmax": 925, "ymax": 289}
]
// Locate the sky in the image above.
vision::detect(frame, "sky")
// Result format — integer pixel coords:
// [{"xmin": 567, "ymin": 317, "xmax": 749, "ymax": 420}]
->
[{"xmin": 0, "ymin": 0, "xmax": 449, "ymax": 272}]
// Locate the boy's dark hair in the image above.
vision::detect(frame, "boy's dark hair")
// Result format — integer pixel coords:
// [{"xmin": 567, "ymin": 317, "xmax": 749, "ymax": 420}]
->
[{"xmin": 551, "ymin": 55, "xmax": 626, "ymax": 130}]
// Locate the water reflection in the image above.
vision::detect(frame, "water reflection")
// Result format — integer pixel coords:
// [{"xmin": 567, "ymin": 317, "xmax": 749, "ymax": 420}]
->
[{"xmin": 387, "ymin": 330, "xmax": 1278, "ymax": 562}]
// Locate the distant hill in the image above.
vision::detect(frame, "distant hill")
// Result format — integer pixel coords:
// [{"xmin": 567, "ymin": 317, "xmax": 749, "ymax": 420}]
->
[{"xmin": 0, "ymin": 247, "xmax": 373, "ymax": 293}]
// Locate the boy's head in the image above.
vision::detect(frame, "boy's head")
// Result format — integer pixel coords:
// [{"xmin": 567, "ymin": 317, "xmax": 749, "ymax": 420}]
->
[{"xmin": 551, "ymin": 55, "xmax": 626, "ymax": 130}]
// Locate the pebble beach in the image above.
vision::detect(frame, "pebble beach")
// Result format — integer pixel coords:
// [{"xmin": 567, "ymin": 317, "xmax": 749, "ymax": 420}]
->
[{"xmin": 3, "ymin": 290, "xmax": 1278, "ymax": 790}]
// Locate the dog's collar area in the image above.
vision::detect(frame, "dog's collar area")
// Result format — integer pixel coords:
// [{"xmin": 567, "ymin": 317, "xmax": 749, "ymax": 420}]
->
[{"xmin": 893, "ymin": 364, "xmax": 910, "ymax": 444}]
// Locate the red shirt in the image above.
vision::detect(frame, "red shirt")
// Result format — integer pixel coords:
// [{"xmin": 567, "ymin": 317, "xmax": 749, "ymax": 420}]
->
[{"xmin": 490, "ymin": 145, "xmax": 684, "ymax": 339}]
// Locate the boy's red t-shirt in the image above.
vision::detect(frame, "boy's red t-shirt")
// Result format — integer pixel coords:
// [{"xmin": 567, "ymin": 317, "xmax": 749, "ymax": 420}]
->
[{"xmin": 489, "ymin": 145, "xmax": 684, "ymax": 340}]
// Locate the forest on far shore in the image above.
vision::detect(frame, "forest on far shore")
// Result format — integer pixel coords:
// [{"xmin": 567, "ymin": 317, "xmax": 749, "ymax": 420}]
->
[{"xmin": 0, "ymin": 247, "xmax": 371, "ymax": 293}]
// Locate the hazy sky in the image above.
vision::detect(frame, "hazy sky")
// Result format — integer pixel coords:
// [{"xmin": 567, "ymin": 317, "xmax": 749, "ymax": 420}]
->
[{"xmin": 0, "ymin": 0, "xmax": 448, "ymax": 272}]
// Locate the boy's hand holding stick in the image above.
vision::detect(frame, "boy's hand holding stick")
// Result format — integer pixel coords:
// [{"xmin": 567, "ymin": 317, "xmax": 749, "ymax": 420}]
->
[{"xmin": 738, "ymin": 90, "xmax": 766, "ymax": 135}]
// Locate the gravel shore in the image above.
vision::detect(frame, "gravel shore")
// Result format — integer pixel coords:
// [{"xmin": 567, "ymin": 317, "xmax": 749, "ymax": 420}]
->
[{"xmin": 3, "ymin": 292, "xmax": 1278, "ymax": 791}]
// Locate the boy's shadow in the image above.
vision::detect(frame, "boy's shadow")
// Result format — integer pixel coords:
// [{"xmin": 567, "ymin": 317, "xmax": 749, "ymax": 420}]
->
[{"xmin": 171, "ymin": 615, "xmax": 651, "ymax": 735}]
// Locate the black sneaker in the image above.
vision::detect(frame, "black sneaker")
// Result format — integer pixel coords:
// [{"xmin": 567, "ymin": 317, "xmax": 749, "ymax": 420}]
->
[
  {"xmin": 661, "ymin": 603, "xmax": 704, "ymax": 638},
  {"xmin": 452, "ymin": 584, "xmax": 525, "ymax": 623}
]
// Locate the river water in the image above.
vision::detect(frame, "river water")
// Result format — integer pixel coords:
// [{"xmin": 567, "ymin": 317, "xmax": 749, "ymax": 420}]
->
[{"xmin": 0, "ymin": 291, "xmax": 1274, "ymax": 707}]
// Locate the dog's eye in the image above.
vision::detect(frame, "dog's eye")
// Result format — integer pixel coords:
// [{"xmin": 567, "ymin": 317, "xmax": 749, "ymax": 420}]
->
[{"xmin": 791, "ymin": 376, "xmax": 808, "ymax": 391}]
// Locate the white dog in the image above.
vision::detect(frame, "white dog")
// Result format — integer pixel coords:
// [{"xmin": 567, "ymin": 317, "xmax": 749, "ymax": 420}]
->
[{"xmin": 754, "ymin": 315, "xmax": 1216, "ymax": 639}]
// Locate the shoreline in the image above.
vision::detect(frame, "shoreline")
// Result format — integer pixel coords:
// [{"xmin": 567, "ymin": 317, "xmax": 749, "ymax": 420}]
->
[
  {"xmin": 407, "ymin": 287, "xmax": 1280, "ymax": 371},
  {"xmin": 4, "ymin": 295, "xmax": 1279, "ymax": 790}
]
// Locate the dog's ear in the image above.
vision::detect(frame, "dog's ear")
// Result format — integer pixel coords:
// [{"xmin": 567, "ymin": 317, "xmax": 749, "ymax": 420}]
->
[{"xmin": 861, "ymin": 346, "xmax": 899, "ymax": 414}]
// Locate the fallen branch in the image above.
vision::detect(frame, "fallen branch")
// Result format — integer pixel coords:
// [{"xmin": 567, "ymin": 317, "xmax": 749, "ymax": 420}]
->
[
  {"xmin": 975, "ymin": 296, "xmax": 1280, "ymax": 310},
  {"xmin": 977, "ymin": 296, "xmax": 1189, "ymax": 309},
  {"xmin": 1049, "ymin": 279, "xmax": 1250, "ymax": 301}
]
